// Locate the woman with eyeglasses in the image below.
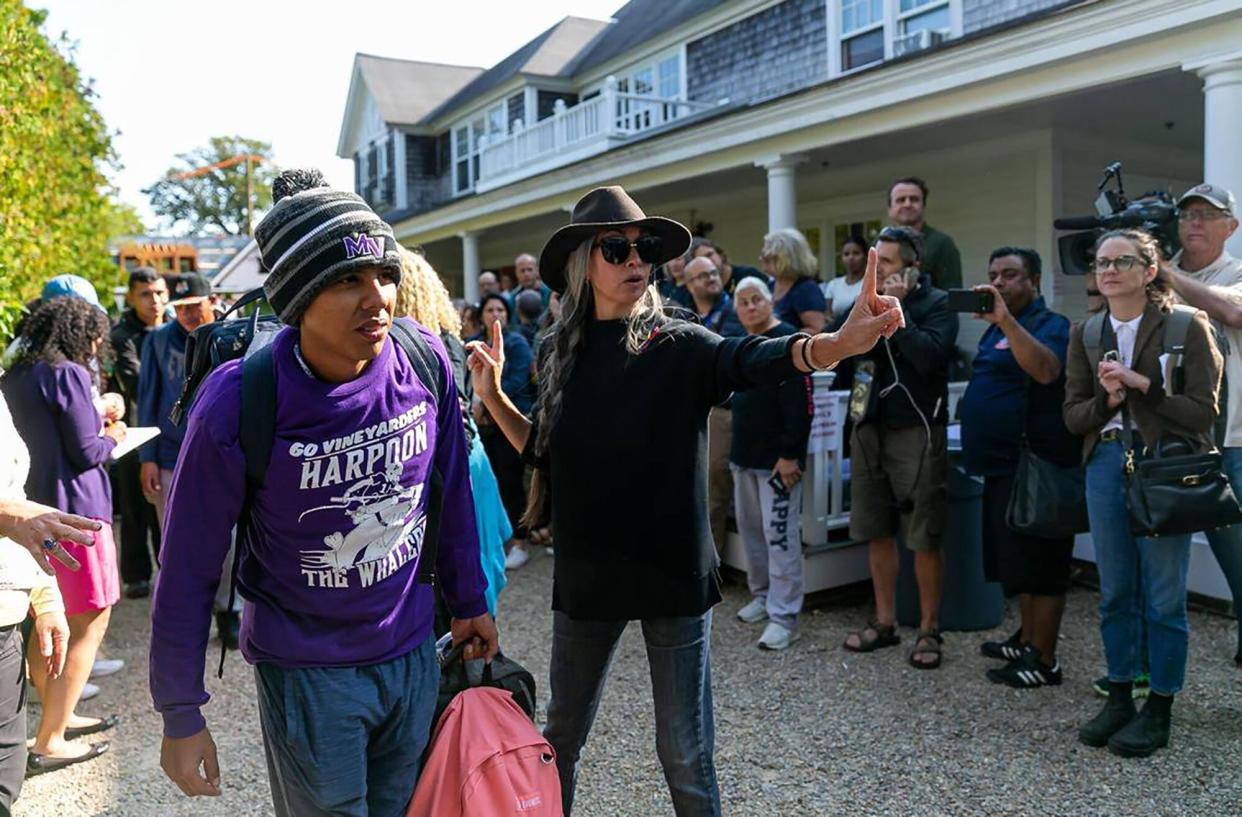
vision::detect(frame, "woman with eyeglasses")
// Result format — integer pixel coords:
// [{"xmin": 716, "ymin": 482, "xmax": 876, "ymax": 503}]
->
[
  {"xmin": 467, "ymin": 186, "xmax": 903, "ymax": 816},
  {"xmin": 761, "ymin": 228, "xmax": 828, "ymax": 334},
  {"xmin": 1064, "ymin": 228, "xmax": 1221, "ymax": 759}
]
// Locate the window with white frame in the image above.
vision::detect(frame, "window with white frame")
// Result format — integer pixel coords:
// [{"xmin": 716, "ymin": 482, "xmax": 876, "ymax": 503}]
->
[
  {"xmin": 450, "ymin": 101, "xmax": 509, "ymax": 195},
  {"xmin": 833, "ymin": 0, "xmax": 957, "ymax": 74},
  {"xmin": 840, "ymin": 0, "xmax": 884, "ymax": 71}
]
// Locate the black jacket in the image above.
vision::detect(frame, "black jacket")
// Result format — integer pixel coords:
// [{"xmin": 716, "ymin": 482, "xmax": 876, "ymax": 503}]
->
[
  {"xmin": 730, "ymin": 322, "xmax": 812, "ymax": 469},
  {"xmin": 524, "ymin": 317, "xmax": 802, "ymax": 621},
  {"xmin": 854, "ymin": 276, "xmax": 958, "ymax": 428},
  {"xmin": 109, "ymin": 309, "xmax": 155, "ymax": 421}
]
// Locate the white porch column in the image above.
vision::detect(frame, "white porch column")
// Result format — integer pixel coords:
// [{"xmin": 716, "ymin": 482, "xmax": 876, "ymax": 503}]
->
[
  {"xmin": 755, "ymin": 154, "xmax": 807, "ymax": 234},
  {"xmin": 1187, "ymin": 54, "xmax": 1242, "ymax": 256},
  {"xmin": 460, "ymin": 231, "xmax": 480, "ymax": 302}
]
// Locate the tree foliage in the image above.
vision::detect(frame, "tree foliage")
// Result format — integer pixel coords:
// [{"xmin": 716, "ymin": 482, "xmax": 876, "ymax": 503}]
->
[
  {"xmin": 144, "ymin": 136, "xmax": 276, "ymax": 236},
  {"xmin": 0, "ymin": 1, "xmax": 120, "ymax": 339}
]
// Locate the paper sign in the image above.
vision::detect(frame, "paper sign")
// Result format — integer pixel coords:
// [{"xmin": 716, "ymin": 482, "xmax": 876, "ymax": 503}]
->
[
  {"xmin": 807, "ymin": 390, "xmax": 844, "ymax": 455},
  {"xmin": 109, "ymin": 426, "xmax": 161, "ymax": 460}
]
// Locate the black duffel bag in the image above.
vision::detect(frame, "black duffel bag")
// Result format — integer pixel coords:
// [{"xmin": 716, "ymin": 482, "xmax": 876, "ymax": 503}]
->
[{"xmin": 434, "ymin": 637, "xmax": 537, "ymax": 728}]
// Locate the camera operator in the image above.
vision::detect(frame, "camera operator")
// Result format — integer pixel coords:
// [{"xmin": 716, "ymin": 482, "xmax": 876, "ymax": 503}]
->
[
  {"xmin": 1159, "ymin": 183, "xmax": 1242, "ymax": 669},
  {"xmin": 842, "ymin": 226, "xmax": 958, "ymax": 670},
  {"xmin": 960, "ymin": 248, "xmax": 1080, "ymax": 688}
]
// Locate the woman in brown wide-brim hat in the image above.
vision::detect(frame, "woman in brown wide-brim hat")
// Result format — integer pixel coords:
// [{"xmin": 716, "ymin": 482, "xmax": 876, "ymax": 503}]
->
[{"xmin": 467, "ymin": 185, "xmax": 902, "ymax": 816}]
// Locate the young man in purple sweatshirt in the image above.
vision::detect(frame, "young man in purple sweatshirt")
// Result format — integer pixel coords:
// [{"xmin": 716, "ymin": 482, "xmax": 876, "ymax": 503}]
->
[{"xmin": 150, "ymin": 169, "xmax": 497, "ymax": 817}]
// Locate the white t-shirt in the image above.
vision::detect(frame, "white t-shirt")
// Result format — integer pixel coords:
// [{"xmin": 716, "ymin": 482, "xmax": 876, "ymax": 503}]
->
[
  {"xmin": 821, "ymin": 276, "xmax": 864, "ymax": 318},
  {"xmin": 1172, "ymin": 250, "xmax": 1242, "ymax": 447}
]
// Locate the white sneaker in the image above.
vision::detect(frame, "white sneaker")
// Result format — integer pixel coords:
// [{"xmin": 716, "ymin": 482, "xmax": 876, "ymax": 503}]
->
[
  {"xmin": 758, "ymin": 622, "xmax": 801, "ymax": 651},
  {"xmin": 79, "ymin": 682, "xmax": 101, "ymax": 701},
  {"xmin": 736, "ymin": 598, "xmax": 768, "ymax": 624},
  {"xmin": 504, "ymin": 546, "xmax": 531, "ymax": 570},
  {"xmin": 90, "ymin": 658, "xmax": 125, "ymax": 679}
]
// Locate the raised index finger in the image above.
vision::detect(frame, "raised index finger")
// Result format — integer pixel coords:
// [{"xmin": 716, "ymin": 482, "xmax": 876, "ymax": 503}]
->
[
  {"xmin": 490, "ymin": 320, "xmax": 503, "ymax": 356},
  {"xmin": 861, "ymin": 247, "xmax": 880, "ymax": 303}
]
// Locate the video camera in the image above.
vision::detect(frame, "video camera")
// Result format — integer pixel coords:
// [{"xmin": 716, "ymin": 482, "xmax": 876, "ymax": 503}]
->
[{"xmin": 1054, "ymin": 161, "xmax": 1180, "ymax": 275}]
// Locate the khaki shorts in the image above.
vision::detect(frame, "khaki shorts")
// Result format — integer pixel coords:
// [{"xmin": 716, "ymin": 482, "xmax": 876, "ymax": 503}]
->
[{"xmin": 848, "ymin": 423, "xmax": 948, "ymax": 551}]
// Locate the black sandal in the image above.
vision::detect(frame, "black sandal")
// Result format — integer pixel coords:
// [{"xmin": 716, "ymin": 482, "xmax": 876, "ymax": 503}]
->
[
  {"xmin": 909, "ymin": 629, "xmax": 944, "ymax": 670},
  {"xmin": 843, "ymin": 619, "xmax": 900, "ymax": 653}
]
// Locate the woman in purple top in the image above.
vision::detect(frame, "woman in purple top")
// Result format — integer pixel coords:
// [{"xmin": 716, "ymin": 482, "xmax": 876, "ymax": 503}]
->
[{"xmin": 1, "ymin": 296, "xmax": 125, "ymax": 774}]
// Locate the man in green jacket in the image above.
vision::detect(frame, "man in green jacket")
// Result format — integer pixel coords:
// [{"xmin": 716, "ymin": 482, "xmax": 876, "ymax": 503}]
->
[{"xmin": 888, "ymin": 177, "xmax": 962, "ymax": 290}]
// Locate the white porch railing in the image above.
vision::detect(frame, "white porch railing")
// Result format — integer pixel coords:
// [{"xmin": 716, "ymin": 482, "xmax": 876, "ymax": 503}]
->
[{"xmin": 476, "ymin": 76, "xmax": 715, "ymax": 193}]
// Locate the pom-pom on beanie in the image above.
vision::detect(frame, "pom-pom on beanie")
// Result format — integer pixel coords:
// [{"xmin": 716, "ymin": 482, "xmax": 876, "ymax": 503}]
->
[{"xmin": 256, "ymin": 168, "xmax": 402, "ymax": 324}]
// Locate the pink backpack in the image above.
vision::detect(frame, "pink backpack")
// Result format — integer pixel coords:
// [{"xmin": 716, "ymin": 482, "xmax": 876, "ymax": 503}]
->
[{"xmin": 407, "ymin": 686, "xmax": 562, "ymax": 817}]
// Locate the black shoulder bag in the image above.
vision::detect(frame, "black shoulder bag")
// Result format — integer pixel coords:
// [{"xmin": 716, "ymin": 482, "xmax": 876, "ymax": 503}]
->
[
  {"xmin": 1006, "ymin": 345, "xmax": 1088, "ymax": 539},
  {"xmin": 1120, "ymin": 310, "xmax": 1242, "ymax": 537}
]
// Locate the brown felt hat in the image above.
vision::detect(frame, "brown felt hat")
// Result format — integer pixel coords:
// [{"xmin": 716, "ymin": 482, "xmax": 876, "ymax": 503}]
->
[{"xmin": 538, "ymin": 186, "xmax": 692, "ymax": 293}]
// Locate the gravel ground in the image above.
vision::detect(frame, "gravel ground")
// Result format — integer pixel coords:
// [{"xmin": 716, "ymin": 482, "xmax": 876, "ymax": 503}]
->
[{"xmin": 18, "ymin": 552, "xmax": 1242, "ymax": 816}]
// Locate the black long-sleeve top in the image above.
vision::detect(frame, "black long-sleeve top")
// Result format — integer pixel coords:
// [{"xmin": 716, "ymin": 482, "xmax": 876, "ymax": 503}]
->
[
  {"xmin": 855, "ymin": 276, "xmax": 958, "ymax": 428},
  {"xmin": 729, "ymin": 322, "xmax": 813, "ymax": 469},
  {"xmin": 524, "ymin": 316, "xmax": 801, "ymax": 620},
  {"xmin": 109, "ymin": 308, "xmax": 153, "ymax": 421}
]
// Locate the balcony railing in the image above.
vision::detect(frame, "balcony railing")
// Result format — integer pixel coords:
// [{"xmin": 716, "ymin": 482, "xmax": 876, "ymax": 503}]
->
[{"xmin": 476, "ymin": 76, "xmax": 715, "ymax": 193}]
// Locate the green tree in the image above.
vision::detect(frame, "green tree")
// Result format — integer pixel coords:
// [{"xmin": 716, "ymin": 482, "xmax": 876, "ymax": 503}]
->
[
  {"xmin": 144, "ymin": 136, "xmax": 276, "ymax": 236},
  {"xmin": 0, "ymin": 1, "xmax": 119, "ymax": 339},
  {"xmin": 102, "ymin": 197, "xmax": 146, "ymax": 239}
]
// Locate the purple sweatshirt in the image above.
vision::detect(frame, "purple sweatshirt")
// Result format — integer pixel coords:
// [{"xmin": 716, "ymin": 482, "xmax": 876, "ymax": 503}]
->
[
  {"xmin": 0, "ymin": 361, "xmax": 115, "ymax": 519},
  {"xmin": 149, "ymin": 323, "xmax": 487, "ymax": 738}
]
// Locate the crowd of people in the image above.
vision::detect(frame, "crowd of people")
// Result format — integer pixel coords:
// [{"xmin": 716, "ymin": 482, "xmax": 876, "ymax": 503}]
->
[{"xmin": 0, "ymin": 165, "xmax": 1237, "ymax": 816}]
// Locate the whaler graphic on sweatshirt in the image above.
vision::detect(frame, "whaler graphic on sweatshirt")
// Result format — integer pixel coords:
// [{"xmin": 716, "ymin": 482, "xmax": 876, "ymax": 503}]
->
[{"xmin": 291, "ymin": 402, "xmax": 432, "ymax": 589}]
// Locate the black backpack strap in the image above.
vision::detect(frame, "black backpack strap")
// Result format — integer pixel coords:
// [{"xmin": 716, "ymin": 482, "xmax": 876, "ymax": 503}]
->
[
  {"xmin": 387, "ymin": 320, "xmax": 449, "ymax": 586},
  {"xmin": 216, "ymin": 343, "xmax": 277, "ymax": 678}
]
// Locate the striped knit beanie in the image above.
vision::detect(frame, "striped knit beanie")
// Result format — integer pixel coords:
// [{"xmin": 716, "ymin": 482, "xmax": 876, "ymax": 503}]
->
[{"xmin": 256, "ymin": 168, "xmax": 402, "ymax": 324}]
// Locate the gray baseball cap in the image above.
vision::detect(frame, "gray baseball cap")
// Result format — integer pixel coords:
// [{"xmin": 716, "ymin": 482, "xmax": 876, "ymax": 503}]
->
[{"xmin": 1177, "ymin": 183, "xmax": 1236, "ymax": 215}]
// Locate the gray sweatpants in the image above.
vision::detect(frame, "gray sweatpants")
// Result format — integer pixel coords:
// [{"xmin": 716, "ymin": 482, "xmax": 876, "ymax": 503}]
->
[{"xmin": 732, "ymin": 466, "xmax": 804, "ymax": 629}]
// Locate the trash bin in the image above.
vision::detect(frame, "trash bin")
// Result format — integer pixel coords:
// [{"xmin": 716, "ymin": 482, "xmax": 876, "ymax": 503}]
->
[{"xmin": 896, "ymin": 454, "xmax": 1003, "ymax": 632}]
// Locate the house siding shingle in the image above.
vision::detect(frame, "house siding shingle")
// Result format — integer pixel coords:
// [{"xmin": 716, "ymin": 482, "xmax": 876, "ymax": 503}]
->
[
  {"xmin": 686, "ymin": 0, "xmax": 827, "ymax": 106},
  {"xmin": 405, "ymin": 133, "xmax": 445, "ymax": 215},
  {"xmin": 962, "ymin": 0, "xmax": 1067, "ymax": 33}
]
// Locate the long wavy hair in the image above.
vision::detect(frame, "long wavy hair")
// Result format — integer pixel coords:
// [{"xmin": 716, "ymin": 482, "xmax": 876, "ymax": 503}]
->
[
  {"xmin": 523, "ymin": 235, "xmax": 667, "ymax": 526},
  {"xmin": 1093, "ymin": 229, "xmax": 1173, "ymax": 311},
  {"xmin": 394, "ymin": 247, "xmax": 463, "ymax": 337},
  {"xmin": 14, "ymin": 296, "xmax": 112, "ymax": 372}
]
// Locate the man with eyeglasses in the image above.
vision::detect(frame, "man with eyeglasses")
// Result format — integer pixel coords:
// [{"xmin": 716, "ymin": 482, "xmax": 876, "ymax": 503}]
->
[
  {"xmin": 1156, "ymin": 183, "xmax": 1242, "ymax": 670},
  {"xmin": 683, "ymin": 256, "xmax": 747, "ymax": 560}
]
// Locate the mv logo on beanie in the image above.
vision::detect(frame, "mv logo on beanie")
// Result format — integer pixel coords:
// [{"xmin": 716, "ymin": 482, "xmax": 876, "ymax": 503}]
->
[{"xmin": 343, "ymin": 233, "xmax": 385, "ymax": 261}]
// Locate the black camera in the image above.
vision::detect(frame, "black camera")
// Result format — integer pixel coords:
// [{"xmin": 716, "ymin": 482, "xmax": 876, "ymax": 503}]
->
[{"xmin": 1054, "ymin": 161, "xmax": 1180, "ymax": 275}]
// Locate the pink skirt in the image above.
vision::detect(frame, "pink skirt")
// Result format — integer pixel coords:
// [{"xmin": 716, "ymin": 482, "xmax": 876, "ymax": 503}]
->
[{"xmin": 52, "ymin": 520, "xmax": 120, "ymax": 616}]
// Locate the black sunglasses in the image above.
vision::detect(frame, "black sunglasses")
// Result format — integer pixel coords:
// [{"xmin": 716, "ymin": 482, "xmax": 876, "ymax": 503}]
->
[{"xmin": 595, "ymin": 234, "xmax": 663, "ymax": 265}]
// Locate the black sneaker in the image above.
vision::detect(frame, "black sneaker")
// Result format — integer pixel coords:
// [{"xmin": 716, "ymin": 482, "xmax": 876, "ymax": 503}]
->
[
  {"xmin": 1093, "ymin": 672, "xmax": 1150, "ymax": 698},
  {"xmin": 986, "ymin": 648, "xmax": 1062, "ymax": 689},
  {"xmin": 980, "ymin": 627, "xmax": 1025, "ymax": 661}
]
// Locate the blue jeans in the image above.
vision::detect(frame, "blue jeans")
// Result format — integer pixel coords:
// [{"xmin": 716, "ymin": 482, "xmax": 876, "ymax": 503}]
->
[
  {"xmin": 1085, "ymin": 441, "xmax": 1192, "ymax": 695},
  {"xmin": 544, "ymin": 610, "xmax": 720, "ymax": 817},
  {"xmin": 254, "ymin": 637, "xmax": 438, "ymax": 817},
  {"xmin": 1205, "ymin": 447, "xmax": 1242, "ymax": 657}
]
